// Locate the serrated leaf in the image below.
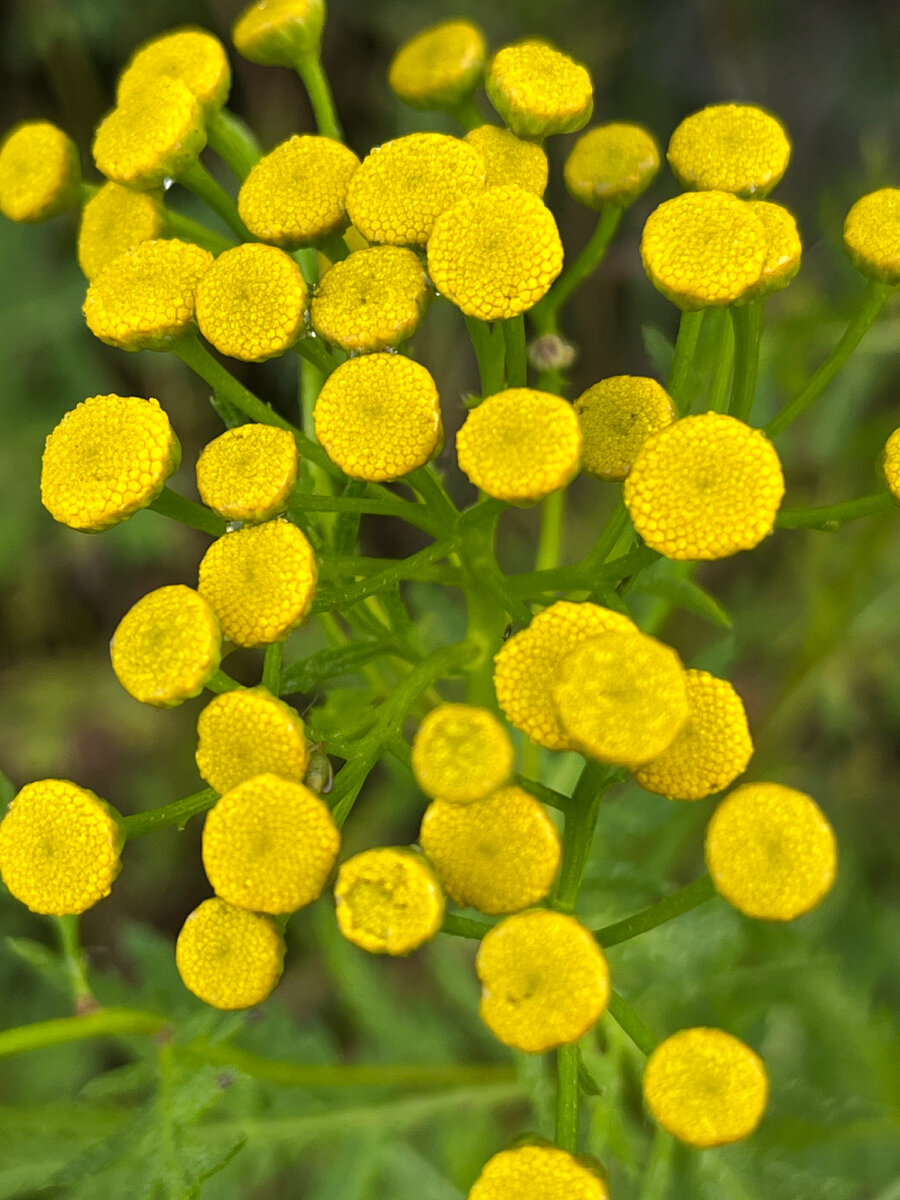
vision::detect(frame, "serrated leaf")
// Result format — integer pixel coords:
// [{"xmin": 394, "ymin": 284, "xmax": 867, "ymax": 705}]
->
[
  {"xmin": 281, "ymin": 640, "xmax": 402, "ymax": 694},
  {"xmin": 641, "ymin": 324, "xmax": 674, "ymax": 379}
]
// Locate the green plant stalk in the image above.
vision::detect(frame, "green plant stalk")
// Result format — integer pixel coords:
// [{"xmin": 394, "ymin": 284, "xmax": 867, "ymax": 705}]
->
[
  {"xmin": 206, "ymin": 668, "xmax": 242, "ymax": 694},
  {"xmin": 667, "ymin": 310, "xmax": 705, "ymax": 413},
  {"xmin": 123, "ymin": 787, "xmax": 219, "ymax": 840},
  {"xmin": 502, "ymin": 315, "xmax": 527, "ymax": 386},
  {"xmin": 178, "ymin": 158, "xmax": 254, "ymax": 240},
  {"xmin": 164, "ymin": 208, "xmax": 236, "ymax": 254},
  {"xmin": 512, "ymin": 774, "xmax": 571, "ymax": 813},
  {"xmin": 705, "ymin": 308, "xmax": 735, "ymax": 413},
  {"xmin": 54, "ymin": 916, "xmax": 93, "ymax": 1009},
  {"xmin": 148, "ymin": 486, "xmax": 226, "ymax": 536},
  {"xmin": 448, "ymin": 96, "xmax": 483, "ymax": 131},
  {"xmin": 606, "ymin": 990, "xmax": 658, "ymax": 1056},
  {"xmin": 295, "ymin": 52, "xmax": 342, "ymax": 140},
  {"xmin": 775, "ymin": 490, "xmax": 894, "ymax": 530},
  {"xmin": 294, "ymin": 334, "xmax": 341, "ymax": 375},
  {"xmin": 290, "ymin": 492, "xmax": 444, "ymax": 537},
  {"xmin": 465, "ymin": 315, "xmax": 506, "ymax": 396},
  {"xmin": 533, "ymin": 204, "xmax": 624, "ymax": 334},
  {"xmin": 595, "ymin": 875, "xmax": 716, "ymax": 946},
  {"xmin": 441, "ymin": 912, "xmax": 496, "ymax": 939},
  {"xmin": 406, "ymin": 465, "xmax": 460, "ymax": 534},
  {"xmin": 313, "ymin": 538, "xmax": 458, "ymax": 613},
  {"xmin": 175, "ymin": 335, "xmax": 295, "ymax": 431},
  {"xmin": 0, "ymin": 1008, "xmax": 167, "ymax": 1058},
  {"xmin": 729, "ymin": 298, "xmax": 764, "ymax": 422},
  {"xmin": 555, "ymin": 1042, "xmax": 580, "ymax": 1152},
  {"xmin": 206, "ymin": 107, "xmax": 263, "ymax": 178},
  {"xmin": 508, "ymin": 541, "xmax": 659, "ymax": 598},
  {"xmin": 262, "ymin": 642, "xmax": 284, "ymax": 693},
  {"xmin": 535, "ymin": 489, "xmax": 566, "ymax": 572},
  {"xmin": 553, "ymin": 761, "xmax": 614, "ymax": 914},
  {"xmin": 319, "ymin": 229, "xmax": 350, "ymax": 263}
]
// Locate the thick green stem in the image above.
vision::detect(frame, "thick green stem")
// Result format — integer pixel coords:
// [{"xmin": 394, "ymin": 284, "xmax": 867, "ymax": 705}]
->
[
  {"xmin": 465, "ymin": 316, "xmax": 506, "ymax": 397},
  {"xmin": 295, "ymin": 334, "xmax": 341, "ymax": 375},
  {"xmin": 706, "ymin": 308, "xmax": 735, "ymax": 413},
  {"xmin": 555, "ymin": 1043, "xmax": 580, "ymax": 1152},
  {"xmin": 534, "ymin": 205, "xmax": 624, "ymax": 334},
  {"xmin": 0, "ymin": 1008, "xmax": 167, "ymax": 1058},
  {"xmin": 148, "ymin": 486, "xmax": 225, "ymax": 536},
  {"xmin": 536, "ymin": 489, "xmax": 566, "ymax": 572},
  {"xmin": 175, "ymin": 335, "xmax": 295, "ymax": 431},
  {"xmin": 263, "ymin": 642, "xmax": 284, "ymax": 694},
  {"xmin": 178, "ymin": 158, "xmax": 253, "ymax": 240},
  {"xmin": 164, "ymin": 208, "xmax": 235, "ymax": 254},
  {"xmin": 205, "ymin": 108, "xmax": 262, "ymax": 179},
  {"xmin": 606, "ymin": 990, "xmax": 658, "ymax": 1056},
  {"xmin": 729, "ymin": 298, "xmax": 764, "ymax": 422},
  {"xmin": 441, "ymin": 912, "xmax": 495, "ymax": 939},
  {"xmin": 667, "ymin": 310, "xmax": 705, "ymax": 413},
  {"xmin": 123, "ymin": 787, "xmax": 219, "ymax": 840},
  {"xmin": 502, "ymin": 315, "xmax": 527, "ymax": 387},
  {"xmin": 54, "ymin": 916, "xmax": 93, "ymax": 1009},
  {"xmin": 553, "ymin": 761, "xmax": 612, "ymax": 914},
  {"xmin": 775, "ymin": 490, "xmax": 894, "ymax": 530},
  {"xmin": 449, "ymin": 96, "xmax": 483, "ymax": 131},
  {"xmin": 295, "ymin": 52, "xmax": 342, "ymax": 140},
  {"xmin": 595, "ymin": 875, "xmax": 716, "ymax": 947}
]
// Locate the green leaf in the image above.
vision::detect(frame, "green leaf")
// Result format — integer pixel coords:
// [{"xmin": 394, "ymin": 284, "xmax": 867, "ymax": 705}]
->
[
  {"xmin": 641, "ymin": 323, "xmax": 674, "ymax": 379},
  {"xmin": 5, "ymin": 936, "xmax": 68, "ymax": 994},
  {"xmin": 281, "ymin": 640, "xmax": 403, "ymax": 694},
  {"xmin": 208, "ymin": 389, "xmax": 250, "ymax": 429},
  {"xmin": 636, "ymin": 575, "xmax": 733, "ymax": 629}
]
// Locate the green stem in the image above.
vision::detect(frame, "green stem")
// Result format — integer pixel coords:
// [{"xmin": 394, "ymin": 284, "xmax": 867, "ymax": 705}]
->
[
  {"xmin": 290, "ymin": 493, "xmax": 443, "ymax": 538},
  {"xmin": 319, "ymin": 229, "xmax": 350, "ymax": 263},
  {"xmin": 555, "ymin": 1042, "xmax": 581, "ymax": 1153},
  {"xmin": 580, "ymin": 499, "xmax": 630, "ymax": 575},
  {"xmin": 534, "ymin": 205, "xmax": 624, "ymax": 333},
  {"xmin": 513, "ymin": 774, "xmax": 571, "ymax": 814},
  {"xmin": 54, "ymin": 916, "xmax": 93, "ymax": 1009},
  {"xmin": 295, "ymin": 335, "xmax": 341, "ymax": 375},
  {"xmin": 507, "ymin": 543, "xmax": 659, "ymax": 597},
  {"xmin": 164, "ymin": 208, "xmax": 235, "ymax": 254},
  {"xmin": 123, "ymin": 787, "xmax": 219, "ymax": 840},
  {"xmin": 667, "ymin": 310, "xmax": 705, "ymax": 413},
  {"xmin": 206, "ymin": 668, "xmax": 242, "ymax": 694},
  {"xmin": 406, "ymin": 466, "xmax": 460, "ymax": 534},
  {"xmin": 178, "ymin": 158, "xmax": 253, "ymax": 240},
  {"xmin": 205, "ymin": 108, "xmax": 262, "ymax": 179},
  {"xmin": 535, "ymin": 488, "xmax": 566, "ymax": 571},
  {"xmin": 706, "ymin": 308, "xmax": 735, "ymax": 413},
  {"xmin": 175, "ymin": 335, "xmax": 295, "ymax": 431},
  {"xmin": 775, "ymin": 490, "xmax": 894, "ymax": 530},
  {"xmin": 449, "ymin": 96, "xmax": 483, "ymax": 131},
  {"xmin": 553, "ymin": 761, "xmax": 613, "ymax": 914},
  {"xmin": 606, "ymin": 990, "xmax": 658, "ymax": 1056},
  {"xmin": 465, "ymin": 316, "xmax": 505, "ymax": 396},
  {"xmin": 295, "ymin": 52, "xmax": 342, "ymax": 140},
  {"xmin": 502, "ymin": 315, "xmax": 527, "ymax": 387},
  {"xmin": 0, "ymin": 1008, "xmax": 167, "ymax": 1059},
  {"xmin": 313, "ymin": 539, "xmax": 458, "ymax": 614},
  {"xmin": 263, "ymin": 642, "xmax": 284, "ymax": 693},
  {"xmin": 595, "ymin": 875, "xmax": 716, "ymax": 947},
  {"xmin": 148, "ymin": 486, "xmax": 225, "ymax": 536},
  {"xmin": 441, "ymin": 912, "xmax": 495, "ymax": 939},
  {"xmin": 729, "ymin": 298, "xmax": 763, "ymax": 422}
]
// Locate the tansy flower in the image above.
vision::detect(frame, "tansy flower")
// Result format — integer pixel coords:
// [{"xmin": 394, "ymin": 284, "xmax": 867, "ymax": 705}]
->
[
  {"xmin": 93, "ymin": 77, "xmax": 206, "ymax": 190},
  {"xmin": 196, "ymin": 424, "xmax": 299, "ymax": 522},
  {"xmin": 310, "ymin": 245, "xmax": 430, "ymax": 352},
  {"xmin": 412, "ymin": 703, "xmax": 514, "ymax": 804},
  {"xmin": 494, "ymin": 601, "xmax": 637, "ymax": 751},
  {"xmin": 77, "ymin": 182, "xmax": 165, "ymax": 281},
  {"xmin": 468, "ymin": 1145, "xmax": 608, "ymax": 1200},
  {"xmin": 575, "ymin": 375, "xmax": 675, "ymax": 481},
  {"xmin": 346, "ymin": 132, "xmax": 485, "ymax": 247},
  {"xmin": 745, "ymin": 200, "xmax": 802, "ymax": 296},
  {"xmin": 176, "ymin": 897, "xmax": 285, "ymax": 1009},
  {"xmin": 0, "ymin": 121, "xmax": 81, "ymax": 223},
  {"xmin": 41, "ymin": 394, "xmax": 181, "ymax": 532},
  {"xmin": 464, "ymin": 125, "xmax": 549, "ymax": 196},
  {"xmin": 419, "ymin": 786, "xmax": 561, "ymax": 915},
  {"xmin": 334, "ymin": 847, "xmax": 445, "ymax": 955},
  {"xmin": 643, "ymin": 1028, "xmax": 768, "ymax": 1147},
  {"xmin": 111, "ymin": 585, "xmax": 221, "ymax": 706},
  {"xmin": 388, "ymin": 20, "xmax": 486, "ymax": 110},
  {"xmin": 428, "ymin": 185, "xmax": 563, "ymax": 321},
  {"xmin": 202, "ymin": 772, "xmax": 340, "ymax": 913},
  {"xmin": 880, "ymin": 427, "xmax": 900, "ymax": 501},
  {"xmin": 314, "ymin": 353, "xmax": 442, "ymax": 481},
  {"xmin": 195, "ymin": 687, "xmax": 309, "ymax": 794},
  {"xmin": 667, "ymin": 103, "xmax": 791, "ymax": 197},
  {"xmin": 198, "ymin": 518, "xmax": 317, "ymax": 647},
  {"xmin": 117, "ymin": 27, "xmax": 231, "ymax": 116},
  {"xmin": 0, "ymin": 780, "xmax": 123, "ymax": 916},
  {"xmin": 232, "ymin": 0, "xmax": 325, "ymax": 67},
  {"xmin": 564, "ymin": 123, "xmax": 660, "ymax": 210},
  {"xmin": 486, "ymin": 40, "xmax": 593, "ymax": 139},
  {"xmin": 624, "ymin": 412, "xmax": 785, "ymax": 560},
  {"xmin": 705, "ymin": 782, "xmax": 837, "ymax": 920},
  {"xmin": 456, "ymin": 387, "xmax": 581, "ymax": 502},
  {"xmin": 843, "ymin": 188, "xmax": 900, "ymax": 285},
  {"xmin": 476, "ymin": 909, "xmax": 609, "ymax": 1052}
]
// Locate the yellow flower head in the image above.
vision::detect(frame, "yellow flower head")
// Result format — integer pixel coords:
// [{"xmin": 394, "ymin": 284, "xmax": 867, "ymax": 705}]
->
[
  {"xmin": 412, "ymin": 703, "xmax": 514, "ymax": 804},
  {"xmin": 468, "ymin": 1145, "xmax": 608, "ymax": 1200},
  {"xmin": 238, "ymin": 135, "xmax": 361, "ymax": 248},
  {"xmin": 643, "ymin": 1027, "xmax": 768, "ymax": 1147},
  {"xmin": 745, "ymin": 200, "xmax": 802, "ymax": 296},
  {"xmin": 456, "ymin": 387, "xmax": 581, "ymax": 502},
  {"xmin": 117, "ymin": 27, "xmax": 231, "ymax": 116},
  {"xmin": 310, "ymin": 245, "xmax": 430, "ymax": 352},
  {"xmin": 486, "ymin": 40, "xmax": 593, "ymax": 139},
  {"xmin": 564, "ymin": 123, "xmax": 660, "ymax": 210},
  {"xmin": 202, "ymin": 772, "xmax": 340, "ymax": 913},
  {"xmin": 77, "ymin": 182, "xmax": 165, "ymax": 281},
  {"xmin": 476, "ymin": 909, "xmax": 609, "ymax": 1052},
  {"xmin": 641, "ymin": 191, "xmax": 768, "ymax": 309},
  {"xmin": 634, "ymin": 669, "xmax": 753, "ymax": 800},
  {"xmin": 232, "ymin": 0, "xmax": 325, "ymax": 67},
  {"xmin": 0, "ymin": 780, "xmax": 123, "ymax": 916},
  {"xmin": 494, "ymin": 601, "xmax": 637, "ymax": 751},
  {"xmin": 196, "ymin": 687, "xmax": 308, "ymax": 794},
  {"xmin": 198, "ymin": 518, "xmax": 317, "ymax": 647},
  {"xmin": 667, "ymin": 103, "xmax": 791, "ymax": 197},
  {"xmin": 176, "ymin": 897, "xmax": 285, "ymax": 1010},
  {"xmin": 419, "ymin": 786, "xmax": 561, "ymax": 915},
  {"xmin": 0, "ymin": 121, "xmax": 81, "ymax": 223},
  {"xmin": 196, "ymin": 243, "xmax": 308, "ymax": 362},
  {"xmin": 575, "ymin": 375, "xmax": 675, "ymax": 481},
  {"xmin": 880, "ymin": 427, "xmax": 900, "ymax": 501},
  {"xmin": 334, "ymin": 847, "xmax": 445, "ymax": 955},
  {"xmin": 93, "ymin": 77, "xmax": 206, "ymax": 190},
  {"xmin": 347, "ymin": 133, "xmax": 485, "ymax": 247},
  {"xmin": 843, "ymin": 188, "xmax": 900, "ymax": 285},
  {"xmin": 624, "ymin": 412, "xmax": 785, "ymax": 560},
  {"xmin": 83, "ymin": 238, "xmax": 213, "ymax": 352},
  {"xmin": 41, "ymin": 394, "xmax": 181, "ymax": 533},
  {"xmin": 389, "ymin": 20, "xmax": 486, "ymax": 110},
  {"xmin": 705, "ymin": 782, "xmax": 837, "ymax": 921},
  {"xmin": 111, "ymin": 584, "xmax": 221, "ymax": 706},
  {"xmin": 196, "ymin": 424, "xmax": 298, "ymax": 522},
  {"xmin": 428, "ymin": 185, "xmax": 563, "ymax": 320},
  {"xmin": 314, "ymin": 353, "xmax": 442, "ymax": 481},
  {"xmin": 464, "ymin": 125, "xmax": 549, "ymax": 196}
]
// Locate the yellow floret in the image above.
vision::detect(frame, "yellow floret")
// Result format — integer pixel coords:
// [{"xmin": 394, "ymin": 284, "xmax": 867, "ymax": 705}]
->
[
  {"xmin": 427, "ymin": 185, "xmax": 563, "ymax": 321},
  {"xmin": 476, "ymin": 909, "xmax": 609, "ymax": 1052},
  {"xmin": 198, "ymin": 518, "xmax": 317, "ymax": 647},
  {"xmin": 314, "ymin": 353, "xmax": 442, "ymax": 481},
  {"xmin": 880, "ymin": 427, "xmax": 900, "ymax": 501},
  {"xmin": 41, "ymin": 394, "xmax": 180, "ymax": 533},
  {"xmin": 196, "ymin": 687, "xmax": 308, "ymax": 794},
  {"xmin": 468, "ymin": 1145, "xmax": 608, "ymax": 1200},
  {"xmin": 667, "ymin": 104, "xmax": 791, "ymax": 197},
  {"xmin": 176, "ymin": 897, "xmax": 285, "ymax": 1009},
  {"xmin": 389, "ymin": 20, "xmax": 486, "ymax": 110},
  {"xmin": 564, "ymin": 123, "xmax": 660, "ymax": 210},
  {"xmin": 419, "ymin": 786, "xmax": 561, "ymax": 915},
  {"xmin": 705, "ymin": 782, "xmax": 837, "ymax": 921},
  {"xmin": 575, "ymin": 375, "xmax": 675, "ymax": 480},
  {"xmin": 411, "ymin": 703, "xmax": 514, "ymax": 804},
  {"xmin": 746, "ymin": 200, "xmax": 802, "ymax": 296},
  {"xmin": 196, "ymin": 424, "xmax": 298, "ymax": 522},
  {"xmin": 641, "ymin": 190, "xmax": 768, "ymax": 309},
  {"xmin": 0, "ymin": 121, "xmax": 81, "ymax": 223},
  {"xmin": 232, "ymin": 0, "xmax": 325, "ymax": 67},
  {"xmin": 464, "ymin": 125, "xmax": 549, "ymax": 196},
  {"xmin": 117, "ymin": 27, "xmax": 231, "ymax": 115},
  {"xmin": 624, "ymin": 412, "xmax": 785, "ymax": 560},
  {"xmin": 486, "ymin": 40, "xmax": 593, "ymax": 139},
  {"xmin": 334, "ymin": 847, "xmax": 445, "ymax": 955},
  {"xmin": 0, "ymin": 780, "xmax": 123, "ymax": 916},
  {"xmin": 202, "ymin": 772, "xmax": 340, "ymax": 913},
  {"xmin": 493, "ymin": 601, "xmax": 637, "ymax": 751},
  {"xmin": 643, "ymin": 1027, "xmax": 768, "ymax": 1147},
  {"xmin": 77, "ymin": 183, "xmax": 165, "ymax": 281},
  {"xmin": 843, "ymin": 188, "xmax": 900, "ymax": 285},
  {"xmin": 111, "ymin": 584, "xmax": 221, "ymax": 706},
  {"xmin": 238, "ymin": 135, "xmax": 361, "ymax": 248},
  {"xmin": 93, "ymin": 77, "xmax": 206, "ymax": 190},
  {"xmin": 310, "ymin": 245, "xmax": 430, "ymax": 352}
]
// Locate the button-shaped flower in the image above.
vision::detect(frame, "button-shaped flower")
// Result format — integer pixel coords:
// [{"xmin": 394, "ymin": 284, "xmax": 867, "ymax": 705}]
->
[
  {"xmin": 412, "ymin": 703, "xmax": 514, "ymax": 804},
  {"xmin": 232, "ymin": 0, "xmax": 325, "ymax": 67},
  {"xmin": 667, "ymin": 103, "xmax": 791, "ymax": 197},
  {"xmin": 575, "ymin": 375, "xmax": 675, "ymax": 481},
  {"xmin": 196, "ymin": 424, "xmax": 299, "ymax": 522},
  {"xmin": 196, "ymin": 687, "xmax": 309, "ymax": 795},
  {"xmin": 468, "ymin": 1145, "xmax": 608, "ymax": 1200},
  {"xmin": 745, "ymin": 200, "xmax": 802, "ymax": 296},
  {"xmin": 93, "ymin": 77, "xmax": 206, "ymax": 190},
  {"xmin": 117, "ymin": 27, "xmax": 231, "ymax": 115},
  {"xmin": 310, "ymin": 245, "xmax": 430, "ymax": 353},
  {"xmin": 486, "ymin": 40, "xmax": 593, "ymax": 139},
  {"xmin": 334, "ymin": 847, "xmax": 445, "ymax": 955},
  {"xmin": 77, "ymin": 182, "xmax": 165, "ymax": 281},
  {"xmin": 388, "ymin": 20, "xmax": 486, "ymax": 111},
  {"xmin": 464, "ymin": 125, "xmax": 548, "ymax": 196},
  {"xmin": 843, "ymin": 188, "xmax": 900, "ymax": 285},
  {"xmin": 881, "ymin": 427, "xmax": 900, "ymax": 501},
  {"xmin": 565, "ymin": 123, "xmax": 660, "ymax": 210},
  {"xmin": 176, "ymin": 897, "xmax": 285, "ymax": 1009},
  {"xmin": 0, "ymin": 120, "xmax": 81, "ymax": 223}
]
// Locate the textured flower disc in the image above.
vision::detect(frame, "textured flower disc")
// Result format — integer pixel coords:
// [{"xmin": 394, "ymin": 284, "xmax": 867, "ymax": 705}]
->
[
  {"xmin": 745, "ymin": 200, "xmax": 802, "ymax": 296},
  {"xmin": 419, "ymin": 786, "xmax": 561, "ymax": 915},
  {"xmin": 196, "ymin": 687, "xmax": 309, "ymax": 795},
  {"xmin": 117, "ymin": 27, "xmax": 231, "ymax": 115},
  {"xmin": 643, "ymin": 1027, "xmax": 768, "ymax": 1147},
  {"xmin": 83, "ymin": 238, "xmax": 213, "ymax": 352},
  {"xmin": 641, "ymin": 190, "xmax": 768, "ymax": 309},
  {"xmin": 346, "ymin": 132, "xmax": 485, "ymax": 247},
  {"xmin": 388, "ymin": 20, "xmax": 486, "ymax": 110},
  {"xmin": 111, "ymin": 584, "xmax": 221, "ymax": 706},
  {"xmin": 575, "ymin": 375, "xmax": 675, "ymax": 481},
  {"xmin": 238, "ymin": 135, "xmax": 361, "ymax": 248},
  {"xmin": 0, "ymin": 780, "xmax": 123, "ymax": 916},
  {"xmin": 175, "ymin": 897, "xmax": 285, "ymax": 1010},
  {"xmin": 476, "ymin": 909, "xmax": 609, "ymax": 1052},
  {"xmin": 202, "ymin": 773, "xmax": 340, "ymax": 913},
  {"xmin": 93, "ymin": 77, "xmax": 206, "ymax": 190},
  {"xmin": 411, "ymin": 703, "xmax": 514, "ymax": 804},
  {"xmin": 314, "ymin": 353, "xmax": 442, "ymax": 482},
  {"xmin": 196, "ymin": 424, "xmax": 299, "ymax": 522},
  {"xmin": 493, "ymin": 601, "xmax": 637, "ymax": 751},
  {"xmin": 486, "ymin": 40, "xmax": 593, "ymax": 139},
  {"xmin": 77, "ymin": 182, "xmax": 165, "ymax": 281},
  {"xmin": 843, "ymin": 188, "xmax": 900, "ymax": 285},
  {"xmin": 198, "ymin": 518, "xmax": 317, "ymax": 648},
  {"xmin": 232, "ymin": 0, "xmax": 325, "ymax": 67},
  {"xmin": 564, "ymin": 123, "xmax": 660, "ymax": 210},
  {"xmin": 705, "ymin": 782, "xmax": 837, "ymax": 920},
  {"xmin": 310, "ymin": 245, "xmax": 430, "ymax": 352},
  {"xmin": 634, "ymin": 669, "xmax": 753, "ymax": 800},
  {"xmin": 334, "ymin": 847, "xmax": 445, "ymax": 955},
  {"xmin": 0, "ymin": 120, "xmax": 81, "ymax": 223},
  {"xmin": 624, "ymin": 412, "xmax": 785, "ymax": 560},
  {"xmin": 196, "ymin": 243, "xmax": 308, "ymax": 362},
  {"xmin": 456, "ymin": 387, "xmax": 581, "ymax": 502},
  {"xmin": 468, "ymin": 1145, "xmax": 608, "ymax": 1200},
  {"xmin": 667, "ymin": 103, "xmax": 791, "ymax": 197},
  {"xmin": 464, "ymin": 125, "xmax": 548, "ymax": 196},
  {"xmin": 428, "ymin": 185, "xmax": 563, "ymax": 321},
  {"xmin": 881, "ymin": 427, "xmax": 900, "ymax": 501},
  {"xmin": 41, "ymin": 394, "xmax": 181, "ymax": 532}
]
